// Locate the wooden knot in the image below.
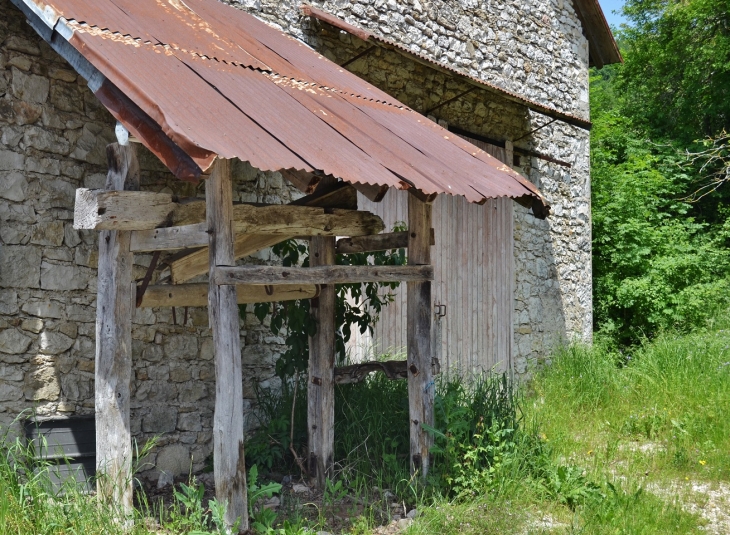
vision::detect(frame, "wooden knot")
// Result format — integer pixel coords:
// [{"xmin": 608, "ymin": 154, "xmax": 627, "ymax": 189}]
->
[{"xmin": 265, "ymin": 285, "xmax": 274, "ymax": 296}]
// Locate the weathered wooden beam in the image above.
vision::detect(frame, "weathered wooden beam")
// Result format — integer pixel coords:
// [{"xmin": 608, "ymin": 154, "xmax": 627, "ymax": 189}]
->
[
  {"xmin": 207, "ymin": 159, "xmax": 248, "ymax": 532},
  {"xmin": 126, "ymin": 206, "xmax": 383, "ymax": 253},
  {"xmin": 212, "ymin": 265, "xmax": 433, "ymax": 286},
  {"xmin": 74, "ymin": 189, "xmax": 175, "ymax": 230},
  {"xmin": 76, "ymin": 190, "xmax": 383, "ymax": 235},
  {"xmin": 353, "ymin": 182, "xmax": 389, "ymax": 202},
  {"xmin": 130, "ymin": 224, "xmax": 208, "ymax": 252},
  {"xmin": 138, "ymin": 283, "xmax": 320, "ymax": 308},
  {"xmin": 407, "ymin": 194, "xmax": 434, "ymax": 479},
  {"xmin": 333, "ymin": 359, "xmax": 441, "ymax": 384},
  {"xmin": 335, "ymin": 229, "xmax": 435, "ymax": 254},
  {"xmin": 168, "ymin": 183, "xmax": 359, "ymax": 283},
  {"xmin": 307, "ymin": 236, "xmax": 336, "ymax": 489},
  {"xmin": 95, "ymin": 143, "xmax": 137, "ymax": 516},
  {"xmin": 335, "ymin": 360, "xmax": 408, "ymax": 384},
  {"xmin": 170, "ymin": 234, "xmax": 287, "ymax": 283}
]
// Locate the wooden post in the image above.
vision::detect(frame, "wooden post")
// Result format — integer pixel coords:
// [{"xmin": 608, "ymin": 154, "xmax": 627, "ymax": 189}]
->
[
  {"xmin": 95, "ymin": 142, "xmax": 139, "ymax": 516},
  {"xmin": 407, "ymin": 193, "xmax": 434, "ymax": 479},
  {"xmin": 307, "ymin": 235, "xmax": 336, "ymax": 489},
  {"xmin": 207, "ymin": 159, "xmax": 248, "ymax": 532}
]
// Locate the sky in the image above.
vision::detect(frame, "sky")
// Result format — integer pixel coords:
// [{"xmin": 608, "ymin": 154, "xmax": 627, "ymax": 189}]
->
[{"xmin": 598, "ymin": 0, "xmax": 628, "ymax": 28}]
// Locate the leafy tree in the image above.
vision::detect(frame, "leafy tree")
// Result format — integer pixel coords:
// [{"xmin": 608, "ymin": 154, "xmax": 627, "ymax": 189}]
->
[{"xmin": 619, "ymin": 0, "xmax": 730, "ymax": 144}]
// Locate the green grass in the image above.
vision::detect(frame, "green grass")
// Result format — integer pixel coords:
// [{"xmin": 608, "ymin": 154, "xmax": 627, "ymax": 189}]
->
[{"xmin": 4, "ymin": 317, "xmax": 729, "ymax": 534}]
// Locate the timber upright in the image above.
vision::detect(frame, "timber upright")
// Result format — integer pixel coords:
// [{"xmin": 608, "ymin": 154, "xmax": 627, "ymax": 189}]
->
[{"xmin": 94, "ymin": 139, "xmax": 139, "ymax": 518}]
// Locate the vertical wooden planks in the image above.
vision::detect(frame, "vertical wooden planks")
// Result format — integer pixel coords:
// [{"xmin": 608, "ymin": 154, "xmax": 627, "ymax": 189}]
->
[
  {"xmin": 95, "ymin": 143, "xmax": 138, "ymax": 517},
  {"xmin": 207, "ymin": 159, "xmax": 248, "ymax": 532},
  {"xmin": 308, "ymin": 235, "xmax": 336, "ymax": 489},
  {"xmin": 407, "ymin": 194, "xmax": 433, "ymax": 478}
]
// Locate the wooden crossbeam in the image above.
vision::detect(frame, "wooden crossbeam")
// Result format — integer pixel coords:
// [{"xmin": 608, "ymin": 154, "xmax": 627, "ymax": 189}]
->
[
  {"xmin": 333, "ymin": 359, "xmax": 441, "ymax": 384},
  {"xmin": 128, "ymin": 203, "xmax": 383, "ymax": 252},
  {"xmin": 74, "ymin": 182, "xmax": 360, "ymax": 232},
  {"xmin": 211, "ymin": 265, "xmax": 433, "ymax": 286},
  {"xmin": 138, "ymin": 283, "xmax": 319, "ymax": 308},
  {"xmin": 168, "ymin": 183, "xmax": 360, "ymax": 284},
  {"xmin": 335, "ymin": 229, "xmax": 435, "ymax": 254}
]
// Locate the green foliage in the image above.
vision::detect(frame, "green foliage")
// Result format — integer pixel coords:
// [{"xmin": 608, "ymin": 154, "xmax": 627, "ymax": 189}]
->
[
  {"xmin": 242, "ymin": 230, "xmax": 406, "ymax": 379},
  {"xmin": 619, "ymin": 0, "xmax": 730, "ymax": 144},
  {"xmin": 248, "ymin": 464, "xmax": 282, "ymax": 533}
]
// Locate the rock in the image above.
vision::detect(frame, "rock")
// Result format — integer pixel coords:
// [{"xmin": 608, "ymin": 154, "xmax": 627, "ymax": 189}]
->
[
  {"xmin": 157, "ymin": 471, "xmax": 175, "ymax": 489},
  {"xmin": 0, "ymin": 171, "xmax": 27, "ymax": 201},
  {"xmin": 0, "ymin": 246, "xmax": 41, "ymax": 288},
  {"xmin": 397, "ymin": 518, "xmax": 413, "ymax": 530},
  {"xmin": 177, "ymin": 382, "xmax": 207, "ymax": 402},
  {"xmin": 0, "ymin": 329, "xmax": 32, "ymax": 354},
  {"xmin": 21, "ymin": 300, "xmax": 63, "ymax": 318},
  {"xmin": 177, "ymin": 412, "xmax": 201, "ymax": 432},
  {"xmin": 13, "ymin": 101, "xmax": 42, "ymax": 125},
  {"xmin": 39, "ymin": 331, "xmax": 74, "ymax": 354},
  {"xmin": 24, "ymin": 364, "xmax": 61, "ymax": 401},
  {"xmin": 11, "ymin": 68, "xmax": 49, "ymax": 103},
  {"xmin": 31, "ymin": 221, "xmax": 64, "ymax": 246},
  {"xmin": 155, "ymin": 444, "xmax": 191, "ymax": 478},
  {"xmin": 263, "ymin": 496, "xmax": 280, "ymax": 510},
  {"xmin": 0, "ymin": 290, "xmax": 19, "ymax": 314},
  {"xmin": 21, "ymin": 318, "xmax": 44, "ymax": 334},
  {"xmin": 406, "ymin": 509, "xmax": 419, "ymax": 519},
  {"xmin": 40, "ymin": 261, "xmax": 88, "ymax": 290},
  {"xmin": 5, "ymin": 36, "xmax": 41, "ymax": 56},
  {"xmin": 0, "ymin": 381, "xmax": 23, "ymax": 402},
  {"xmin": 196, "ymin": 472, "xmax": 215, "ymax": 487},
  {"xmin": 0, "ymin": 149, "xmax": 25, "ymax": 171},
  {"xmin": 143, "ymin": 405, "xmax": 178, "ymax": 433},
  {"xmin": 24, "ymin": 126, "xmax": 70, "ymax": 155},
  {"xmin": 292, "ymin": 484, "xmax": 310, "ymax": 494}
]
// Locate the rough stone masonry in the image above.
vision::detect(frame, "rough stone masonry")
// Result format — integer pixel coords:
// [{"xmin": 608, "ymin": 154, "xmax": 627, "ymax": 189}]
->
[{"xmin": 0, "ymin": 0, "xmax": 593, "ymax": 477}]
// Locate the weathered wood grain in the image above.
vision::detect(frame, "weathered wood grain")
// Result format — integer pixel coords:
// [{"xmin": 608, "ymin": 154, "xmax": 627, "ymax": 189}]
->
[
  {"xmin": 335, "ymin": 229, "xmax": 434, "ymax": 254},
  {"xmin": 130, "ymin": 224, "xmax": 208, "ymax": 252},
  {"xmin": 407, "ymin": 194, "xmax": 434, "ymax": 479},
  {"xmin": 169, "ymin": 183, "xmax": 360, "ymax": 283},
  {"xmin": 307, "ymin": 236, "xmax": 335, "ymax": 489},
  {"xmin": 211, "ymin": 265, "xmax": 433, "ymax": 286},
  {"xmin": 94, "ymin": 143, "xmax": 136, "ymax": 516},
  {"xmin": 206, "ymin": 159, "xmax": 248, "ymax": 532},
  {"xmin": 138, "ymin": 283, "xmax": 319, "ymax": 308},
  {"xmin": 333, "ymin": 358, "xmax": 442, "ymax": 384}
]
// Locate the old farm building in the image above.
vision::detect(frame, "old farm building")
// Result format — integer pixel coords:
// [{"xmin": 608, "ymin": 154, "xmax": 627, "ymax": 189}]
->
[{"xmin": 0, "ymin": 0, "xmax": 619, "ymax": 529}]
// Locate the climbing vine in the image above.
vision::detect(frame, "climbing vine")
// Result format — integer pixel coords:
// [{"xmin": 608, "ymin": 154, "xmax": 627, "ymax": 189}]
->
[{"xmin": 242, "ymin": 224, "xmax": 407, "ymax": 379}]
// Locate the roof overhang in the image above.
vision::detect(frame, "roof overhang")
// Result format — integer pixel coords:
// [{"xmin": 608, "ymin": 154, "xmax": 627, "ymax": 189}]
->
[
  {"xmin": 573, "ymin": 0, "xmax": 623, "ymax": 68},
  {"xmin": 9, "ymin": 0, "xmax": 550, "ymax": 217},
  {"xmin": 302, "ymin": 4, "xmax": 594, "ymax": 132}
]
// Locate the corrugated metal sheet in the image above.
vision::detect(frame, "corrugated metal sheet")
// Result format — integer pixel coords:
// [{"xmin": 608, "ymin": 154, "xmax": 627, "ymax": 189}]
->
[
  {"xmin": 16, "ymin": 0, "xmax": 548, "ymax": 210},
  {"xmin": 301, "ymin": 4, "xmax": 596, "ymax": 131}
]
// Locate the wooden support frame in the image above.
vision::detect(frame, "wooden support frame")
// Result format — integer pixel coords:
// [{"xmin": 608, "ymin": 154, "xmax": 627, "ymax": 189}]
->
[
  {"xmin": 407, "ymin": 194, "xmax": 434, "ymax": 479},
  {"xmin": 206, "ymin": 159, "xmax": 248, "ymax": 532},
  {"xmin": 168, "ymin": 183, "xmax": 359, "ymax": 283},
  {"xmin": 138, "ymin": 283, "xmax": 320, "ymax": 308},
  {"xmin": 95, "ymin": 143, "xmax": 138, "ymax": 516},
  {"xmin": 211, "ymin": 265, "xmax": 433, "ymax": 286},
  {"xmin": 307, "ymin": 236, "xmax": 336, "ymax": 489}
]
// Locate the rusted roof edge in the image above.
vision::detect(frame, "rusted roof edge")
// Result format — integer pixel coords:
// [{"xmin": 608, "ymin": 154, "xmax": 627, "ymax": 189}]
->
[
  {"xmin": 11, "ymin": 0, "xmax": 203, "ymax": 181},
  {"xmin": 301, "ymin": 4, "xmax": 593, "ymax": 131},
  {"xmin": 573, "ymin": 0, "xmax": 623, "ymax": 68}
]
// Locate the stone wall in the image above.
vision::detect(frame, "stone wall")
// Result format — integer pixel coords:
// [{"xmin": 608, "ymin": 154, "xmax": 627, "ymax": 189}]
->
[{"xmin": 0, "ymin": 0, "xmax": 301, "ymax": 477}]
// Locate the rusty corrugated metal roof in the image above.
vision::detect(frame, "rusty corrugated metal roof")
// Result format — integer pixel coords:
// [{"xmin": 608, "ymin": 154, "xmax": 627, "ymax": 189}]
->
[
  {"xmin": 301, "ymin": 4, "xmax": 595, "ymax": 131},
  {"xmin": 12, "ymin": 0, "xmax": 549, "ymax": 212}
]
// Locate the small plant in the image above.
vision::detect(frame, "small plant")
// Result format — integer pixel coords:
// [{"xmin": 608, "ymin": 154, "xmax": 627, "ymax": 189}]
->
[{"xmin": 248, "ymin": 464, "xmax": 282, "ymax": 532}]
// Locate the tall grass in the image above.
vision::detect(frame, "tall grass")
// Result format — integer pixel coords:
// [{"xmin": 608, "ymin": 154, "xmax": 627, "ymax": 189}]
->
[{"xmin": 529, "ymin": 323, "xmax": 730, "ymax": 480}]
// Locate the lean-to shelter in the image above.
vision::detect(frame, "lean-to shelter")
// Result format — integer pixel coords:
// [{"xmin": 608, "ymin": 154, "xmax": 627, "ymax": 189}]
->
[{"xmin": 6, "ymin": 0, "xmax": 554, "ymax": 531}]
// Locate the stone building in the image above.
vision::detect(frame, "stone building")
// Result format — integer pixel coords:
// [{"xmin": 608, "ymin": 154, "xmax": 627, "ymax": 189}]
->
[{"xmin": 0, "ymin": 0, "xmax": 619, "ymax": 480}]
